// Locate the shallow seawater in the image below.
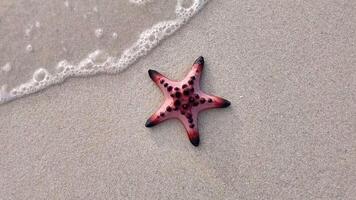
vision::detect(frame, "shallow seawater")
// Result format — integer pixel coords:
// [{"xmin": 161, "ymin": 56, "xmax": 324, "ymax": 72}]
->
[{"xmin": 0, "ymin": 0, "xmax": 208, "ymax": 104}]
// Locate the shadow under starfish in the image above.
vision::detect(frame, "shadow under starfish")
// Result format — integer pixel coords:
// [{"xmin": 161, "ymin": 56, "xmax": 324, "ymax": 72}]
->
[{"xmin": 145, "ymin": 56, "xmax": 231, "ymax": 146}]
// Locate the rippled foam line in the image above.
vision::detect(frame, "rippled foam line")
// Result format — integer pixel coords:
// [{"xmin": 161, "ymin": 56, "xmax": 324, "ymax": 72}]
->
[{"xmin": 0, "ymin": 0, "xmax": 209, "ymax": 105}]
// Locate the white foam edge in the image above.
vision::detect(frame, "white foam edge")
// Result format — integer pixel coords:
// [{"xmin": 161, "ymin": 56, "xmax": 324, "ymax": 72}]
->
[{"xmin": 0, "ymin": 0, "xmax": 208, "ymax": 105}]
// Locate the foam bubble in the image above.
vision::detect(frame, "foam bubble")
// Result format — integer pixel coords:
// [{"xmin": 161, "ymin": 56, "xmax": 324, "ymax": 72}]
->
[
  {"xmin": 0, "ymin": 0, "xmax": 209, "ymax": 105},
  {"xmin": 24, "ymin": 21, "xmax": 41, "ymax": 38},
  {"xmin": 25, "ymin": 28, "xmax": 32, "ymax": 37},
  {"xmin": 1, "ymin": 63, "xmax": 12, "ymax": 73},
  {"xmin": 64, "ymin": 1, "xmax": 69, "ymax": 8},
  {"xmin": 55, "ymin": 61, "xmax": 67, "ymax": 73},
  {"xmin": 26, "ymin": 44, "xmax": 33, "ymax": 52},
  {"xmin": 24, "ymin": 23, "xmax": 35, "ymax": 37},
  {"xmin": 129, "ymin": 0, "xmax": 152, "ymax": 5},
  {"xmin": 112, "ymin": 32, "xmax": 118, "ymax": 39},
  {"xmin": 33, "ymin": 68, "xmax": 49, "ymax": 82},
  {"xmin": 88, "ymin": 50, "xmax": 109, "ymax": 64},
  {"xmin": 95, "ymin": 28, "xmax": 104, "ymax": 38},
  {"xmin": 35, "ymin": 21, "xmax": 41, "ymax": 28}
]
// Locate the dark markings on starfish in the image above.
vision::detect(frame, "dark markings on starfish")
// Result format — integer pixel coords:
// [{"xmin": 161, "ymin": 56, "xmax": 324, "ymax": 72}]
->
[
  {"xmin": 183, "ymin": 89, "xmax": 190, "ymax": 96},
  {"xmin": 200, "ymin": 98, "xmax": 206, "ymax": 104},
  {"xmin": 175, "ymin": 92, "xmax": 181, "ymax": 98}
]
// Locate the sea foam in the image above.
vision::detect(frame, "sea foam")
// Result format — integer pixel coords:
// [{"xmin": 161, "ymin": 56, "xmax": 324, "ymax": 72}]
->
[{"xmin": 0, "ymin": 0, "xmax": 208, "ymax": 105}]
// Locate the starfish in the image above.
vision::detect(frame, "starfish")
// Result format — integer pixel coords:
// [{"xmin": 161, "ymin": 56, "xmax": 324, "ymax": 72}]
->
[{"xmin": 145, "ymin": 56, "xmax": 231, "ymax": 146}]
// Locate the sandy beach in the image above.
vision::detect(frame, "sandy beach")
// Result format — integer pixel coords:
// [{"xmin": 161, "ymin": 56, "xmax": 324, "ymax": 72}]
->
[{"xmin": 1, "ymin": 0, "xmax": 355, "ymax": 199}]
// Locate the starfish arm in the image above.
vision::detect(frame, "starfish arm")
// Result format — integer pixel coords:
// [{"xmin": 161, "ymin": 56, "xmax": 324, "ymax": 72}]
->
[
  {"xmin": 195, "ymin": 93, "xmax": 231, "ymax": 112},
  {"xmin": 148, "ymin": 69, "xmax": 176, "ymax": 96},
  {"xmin": 178, "ymin": 113, "xmax": 200, "ymax": 146},
  {"xmin": 145, "ymin": 102, "xmax": 176, "ymax": 127},
  {"xmin": 182, "ymin": 56, "xmax": 204, "ymax": 91}
]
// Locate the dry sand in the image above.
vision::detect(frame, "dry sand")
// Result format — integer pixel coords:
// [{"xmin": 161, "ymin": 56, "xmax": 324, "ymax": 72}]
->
[{"xmin": 1, "ymin": 0, "xmax": 356, "ymax": 199}]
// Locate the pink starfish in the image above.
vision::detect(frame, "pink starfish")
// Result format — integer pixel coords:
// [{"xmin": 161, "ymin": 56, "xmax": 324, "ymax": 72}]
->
[{"xmin": 145, "ymin": 56, "xmax": 231, "ymax": 146}]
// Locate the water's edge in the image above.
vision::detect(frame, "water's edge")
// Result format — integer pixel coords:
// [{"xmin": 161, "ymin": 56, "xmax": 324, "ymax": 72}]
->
[{"xmin": 0, "ymin": 0, "xmax": 209, "ymax": 105}]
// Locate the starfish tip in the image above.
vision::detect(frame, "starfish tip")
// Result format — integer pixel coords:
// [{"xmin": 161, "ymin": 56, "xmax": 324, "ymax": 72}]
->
[
  {"xmin": 194, "ymin": 56, "xmax": 204, "ymax": 65},
  {"xmin": 145, "ymin": 119, "xmax": 155, "ymax": 128},
  {"xmin": 221, "ymin": 99, "xmax": 231, "ymax": 108},
  {"xmin": 190, "ymin": 137, "xmax": 200, "ymax": 146},
  {"xmin": 148, "ymin": 69, "xmax": 159, "ymax": 80}
]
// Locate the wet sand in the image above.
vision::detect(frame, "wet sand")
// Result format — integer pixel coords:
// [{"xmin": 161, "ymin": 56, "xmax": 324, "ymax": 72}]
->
[{"xmin": 1, "ymin": 0, "xmax": 355, "ymax": 199}]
